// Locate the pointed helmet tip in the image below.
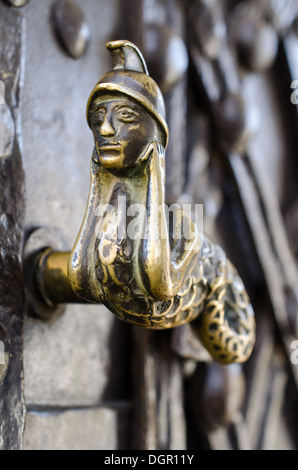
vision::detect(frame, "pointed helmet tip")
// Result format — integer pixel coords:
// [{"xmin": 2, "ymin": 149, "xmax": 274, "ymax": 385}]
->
[{"xmin": 105, "ymin": 40, "xmax": 149, "ymax": 75}]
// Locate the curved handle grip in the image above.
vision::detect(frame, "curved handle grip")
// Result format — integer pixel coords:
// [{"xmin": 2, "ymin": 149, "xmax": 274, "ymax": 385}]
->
[{"xmin": 27, "ymin": 40, "xmax": 255, "ymax": 364}]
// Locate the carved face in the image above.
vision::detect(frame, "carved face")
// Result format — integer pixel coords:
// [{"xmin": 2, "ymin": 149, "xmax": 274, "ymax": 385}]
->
[{"xmin": 90, "ymin": 94, "xmax": 160, "ymax": 173}]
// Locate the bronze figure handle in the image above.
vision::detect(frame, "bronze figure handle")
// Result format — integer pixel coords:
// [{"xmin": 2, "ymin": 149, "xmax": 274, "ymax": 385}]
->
[{"xmin": 25, "ymin": 40, "xmax": 255, "ymax": 364}]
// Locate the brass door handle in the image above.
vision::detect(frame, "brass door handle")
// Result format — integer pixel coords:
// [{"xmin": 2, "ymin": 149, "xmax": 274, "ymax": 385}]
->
[{"xmin": 24, "ymin": 40, "xmax": 255, "ymax": 364}]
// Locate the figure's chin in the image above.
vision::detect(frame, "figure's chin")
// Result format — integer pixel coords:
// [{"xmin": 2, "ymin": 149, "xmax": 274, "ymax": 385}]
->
[
  {"xmin": 99, "ymin": 152, "xmax": 124, "ymax": 170},
  {"xmin": 98, "ymin": 151, "xmax": 140, "ymax": 174}
]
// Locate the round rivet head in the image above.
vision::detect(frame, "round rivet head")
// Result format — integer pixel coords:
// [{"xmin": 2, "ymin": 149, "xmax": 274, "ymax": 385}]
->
[
  {"xmin": 230, "ymin": 9, "xmax": 279, "ymax": 71},
  {"xmin": 143, "ymin": 24, "xmax": 189, "ymax": 94},
  {"xmin": 5, "ymin": 0, "xmax": 28, "ymax": 6},
  {"xmin": 51, "ymin": 0, "xmax": 90, "ymax": 59}
]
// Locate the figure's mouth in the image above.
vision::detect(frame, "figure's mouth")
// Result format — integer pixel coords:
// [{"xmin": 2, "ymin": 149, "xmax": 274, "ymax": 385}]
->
[
  {"xmin": 98, "ymin": 142, "xmax": 122, "ymax": 152},
  {"xmin": 96, "ymin": 142, "xmax": 125, "ymax": 170}
]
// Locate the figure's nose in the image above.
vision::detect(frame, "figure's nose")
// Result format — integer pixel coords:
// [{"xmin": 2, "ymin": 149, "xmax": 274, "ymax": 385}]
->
[{"xmin": 100, "ymin": 113, "xmax": 115, "ymax": 137}]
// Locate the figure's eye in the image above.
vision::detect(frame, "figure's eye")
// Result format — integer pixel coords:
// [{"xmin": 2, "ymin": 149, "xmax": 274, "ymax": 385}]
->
[
  {"xmin": 96, "ymin": 107, "xmax": 106, "ymax": 122},
  {"xmin": 117, "ymin": 106, "xmax": 139, "ymax": 122},
  {"xmin": 91, "ymin": 107, "xmax": 106, "ymax": 126}
]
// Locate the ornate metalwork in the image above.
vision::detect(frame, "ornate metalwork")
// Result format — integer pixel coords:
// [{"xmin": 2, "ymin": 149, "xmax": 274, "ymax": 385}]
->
[{"xmin": 29, "ymin": 40, "xmax": 255, "ymax": 364}]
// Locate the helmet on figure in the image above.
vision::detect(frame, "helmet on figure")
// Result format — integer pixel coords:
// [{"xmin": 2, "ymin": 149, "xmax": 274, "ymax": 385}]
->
[{"xmin": 86, "ymin": 40, "xmax": 169, "ymax": 149}]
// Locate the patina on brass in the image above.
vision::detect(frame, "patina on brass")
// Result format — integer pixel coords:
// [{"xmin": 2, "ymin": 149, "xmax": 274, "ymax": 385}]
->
[{"xmin": 35, "ymin": 40, "xmax": 255, "ymax": 364}]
